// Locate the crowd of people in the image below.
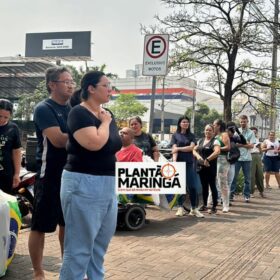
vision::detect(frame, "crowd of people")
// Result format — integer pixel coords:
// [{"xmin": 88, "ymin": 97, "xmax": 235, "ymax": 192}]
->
[{"xmin": 0, "ymin": 66, "xmax": 279, "ymax": 280}]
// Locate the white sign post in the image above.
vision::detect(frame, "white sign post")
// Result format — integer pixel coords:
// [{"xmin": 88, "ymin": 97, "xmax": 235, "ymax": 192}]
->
[
  {"xmin": 142, "ymin": 34, "xmax": 169, "ymax": 76},
  {"xmin": 142, "ymin": 34, "xmax": 169, "ymax": 133}
]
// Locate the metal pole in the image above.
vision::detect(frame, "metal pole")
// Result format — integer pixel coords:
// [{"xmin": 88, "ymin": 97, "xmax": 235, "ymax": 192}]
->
[
  {"xmin": 191, "ymin": 89, "xmax": 196, "ymax": 132},
  {"xmin": 270, "ymin": 0, "xmax": 279, "ymax": 131},
  {"xmin": 149, "ymin": 76, "xmax": 157, "ymax": 133},
  {"xmin": 160, "ymin": 77, "xmax": 165, "ymax": 141}
]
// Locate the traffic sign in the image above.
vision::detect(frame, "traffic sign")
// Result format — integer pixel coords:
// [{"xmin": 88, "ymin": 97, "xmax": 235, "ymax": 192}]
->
[{"xmin": 142, "ymin": 34, "xmax": 169, "ymax": 76}]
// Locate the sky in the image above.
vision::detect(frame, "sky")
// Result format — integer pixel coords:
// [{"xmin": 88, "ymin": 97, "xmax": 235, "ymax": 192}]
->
[{"xmin": 0, "ymin": 0, "xmax": 169, "ymax": 78}]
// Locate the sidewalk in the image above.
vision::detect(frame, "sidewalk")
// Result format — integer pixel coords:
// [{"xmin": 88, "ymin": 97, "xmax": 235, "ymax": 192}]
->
[{"xmin": 3, "ymin": 182, "xmax": 280, "ymax": 280}]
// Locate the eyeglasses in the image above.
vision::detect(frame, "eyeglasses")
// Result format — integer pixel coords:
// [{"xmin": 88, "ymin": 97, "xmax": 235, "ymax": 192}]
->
[
  {"xmin": 96, "ymin": 83, "xmax": 112, "ymax": 90},
  {"xmin": 120, "ymin": 131, "xmax": 129, "ymax": 135},
  {"xmin": 54, "ymin": 80, "xmax": 76, "ymax": 87}
]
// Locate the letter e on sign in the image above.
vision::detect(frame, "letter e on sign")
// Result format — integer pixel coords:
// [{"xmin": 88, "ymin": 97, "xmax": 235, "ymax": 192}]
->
[{"xmin": 143, "ymin": 34, "xmax": 169, "ymax": 76}]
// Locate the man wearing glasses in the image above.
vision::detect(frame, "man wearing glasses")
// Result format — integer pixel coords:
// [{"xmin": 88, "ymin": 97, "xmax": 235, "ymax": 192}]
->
[{"xmin": 28, "ymin": 66, "xmax": 75, "ymax": 280}]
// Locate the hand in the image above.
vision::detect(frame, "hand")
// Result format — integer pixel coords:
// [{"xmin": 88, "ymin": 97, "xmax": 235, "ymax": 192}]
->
[
  {"xmin": 171, "ymin": 147, "xmax": 178, "ymax": 154},
  {"xmin": 12, "ymin": 174, "xmax": 20, "ymax": 188},
  {"xmin": 98, "ymin": 109, "xmax": 112, "ymax": 124},
  {"xmin": 204, "ymin": 159, "xmax": 210, "ymax": 167}
]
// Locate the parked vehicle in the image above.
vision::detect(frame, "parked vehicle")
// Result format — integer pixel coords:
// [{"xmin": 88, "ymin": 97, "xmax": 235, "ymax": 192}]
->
[
  {"xmin": 14, "ymin": 169, "xmax": 35, "ymax": 227},
  {"xmin": 117, "ymin": 203, "xmax": 146, "ymax": 231}
]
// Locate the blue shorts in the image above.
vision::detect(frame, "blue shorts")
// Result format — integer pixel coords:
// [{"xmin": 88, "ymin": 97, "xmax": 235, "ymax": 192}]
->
[{"xmin": 263, "ymin": 155, "xmax": 280, "ymax": 172}]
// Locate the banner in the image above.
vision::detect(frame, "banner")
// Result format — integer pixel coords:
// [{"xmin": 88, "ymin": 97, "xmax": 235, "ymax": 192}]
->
[{"xmin": 116, "ymin": 162, "xmax": 186, "ymax": 194}]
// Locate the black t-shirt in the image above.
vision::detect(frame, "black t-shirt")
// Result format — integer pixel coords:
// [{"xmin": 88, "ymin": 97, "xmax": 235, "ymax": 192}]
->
[
  {"xmin": 134, "ymin": 132, "xmax": 156, "ymax": 159},
  {"xmin": 64, "ymin": 105, "xmax": 122, "ymax": 176},
  {"xmin": 170, "ymin": 132, "xmax": 196, "ymax": 164},
  {"xmin": 0, "ymin": 121, "xmax": 21, "ymax": 177},
  {"xmin": 34, "ymin": 98, "xmax": 70, "ymax": 178}
]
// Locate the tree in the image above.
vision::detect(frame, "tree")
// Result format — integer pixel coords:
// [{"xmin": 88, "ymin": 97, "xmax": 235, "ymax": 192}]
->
[
  {"xmin": 107, "ymin": 94, "xmax": 148, "ymax": 126},
  {"xmin": 65, "ymin": 64, "xmax": 118, "ymax": 87},
  {"xmin": 145, "ymin": 0, "xmax": 277, "ymax": 121},
  {"xmin": 185, "ymin": 103, "xmax": 222, "ymax": 137},
  {"xmin": 14, "ymin": 81, "xmax": 48, "ymax": 120}
]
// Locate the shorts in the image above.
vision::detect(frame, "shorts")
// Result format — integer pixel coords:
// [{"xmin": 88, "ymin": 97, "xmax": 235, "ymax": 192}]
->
[
  {"xmin": 263, "ymin": 155, "xmax": 280, "ymax": 173},
  {"xmin": 31, "ymin": 175, "xmax": 65, "ymax": 233}
]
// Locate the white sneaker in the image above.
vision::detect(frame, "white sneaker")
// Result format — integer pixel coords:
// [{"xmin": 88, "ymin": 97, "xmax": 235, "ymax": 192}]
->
[
  {"xmin": 222, "ymin": 207, "xmax": 229, "ymax": 213},
  {"xmin": 189, "ymin": 208, "xmax": 204, "ymax": 218},
  {"xmin": 175, "ymin": 207, "xmax": 186, "ymax": 217}
]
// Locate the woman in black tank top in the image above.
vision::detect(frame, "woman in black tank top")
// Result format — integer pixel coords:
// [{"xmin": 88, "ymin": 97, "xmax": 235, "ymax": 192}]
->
[{"xmin": 193, "ymin": 124, "xmax": 220, "ymax": 214}]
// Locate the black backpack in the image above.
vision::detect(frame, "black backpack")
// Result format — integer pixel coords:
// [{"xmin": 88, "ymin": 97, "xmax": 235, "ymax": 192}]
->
[{"xmin": 227, "ymin": 141, "xmax": 240, "ymax": 164}]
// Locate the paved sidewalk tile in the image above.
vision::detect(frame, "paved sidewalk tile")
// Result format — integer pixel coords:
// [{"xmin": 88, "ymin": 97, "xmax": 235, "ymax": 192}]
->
[{"xmin": 3, "ymin": 183, "xmax": 280, "ymax": 280}]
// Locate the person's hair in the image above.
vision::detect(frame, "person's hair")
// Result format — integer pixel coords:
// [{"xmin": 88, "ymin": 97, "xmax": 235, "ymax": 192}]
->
[
  {"xmin": 45, "ymin": 66, "xmax": 71, "ymax": 94},
  {"xmin": 0, "ymin": 99, "xmax": 13, "ymax": 114},
  {"xmin": 214, "ymin": 119, "xmax": 226, "ymax": 132},
  {"xmin": 250, "ymin": 126, "xmax": 258, "ymax": 132},
  {"xmin": 205, "ymin": 124, "xmax": 214, "ymax": 131},
  {"xmin": 80, "ymin": 71, "xmax": 105, "ymax": 100},
  {"xmin": 176, "ymin": 116, "xmax": 191, "ymax": 134},
  {"xmin": 239, "ymin": 114, "xmax": 248, "ymax": 121},
  {"xmin": 269, "ymin": 131, "xmax": 275, "ymax": 136},
  {"xmin": 226, "ymin": 121, "xmax": 236, "ymax": 128},
  {"xmin": 69, "ymin": 89, "xmax": 82, "ymax": 107},
  {"xmin": 128, "ymin": 116, "xmax": 143, "ymax": 127}
]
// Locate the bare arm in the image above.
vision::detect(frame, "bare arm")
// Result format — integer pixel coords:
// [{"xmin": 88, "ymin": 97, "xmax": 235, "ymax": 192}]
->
[
  {"xmin": 173, "ymin": 143, "xmax": 195, "ymax": 153},
  {"xmin": 12, "ymin": 148, "xmax": 21, "ymax": 188},
  {"xmin": 261, "ymin": 141, "xmax": 274, "ymax": 153},
  {"xmin": 172, "ymin": 144, "xmax": 178, "ymax": 162},
  {"xmin": 43, "ymin": 127, "xmax": 68, "ymax": 148},
  {"xmin": 73, "ymin": 110, "xmax": 112, "ymax": 151},
  {"xmin": 152, "ymin": 145, "xmax": 160, "ymax": 162},
  {"xmin": 193, "ymin": 145, "xmax": 203, "ymax": 161},
  {"xmin": 221, "ymin": 132, "xmax": 230, "ymax": 152},
  {"xmin": 236, "ymin": 142, "xmax": 254, "ymax": 149},
  {"xmin": 206, "ymin": 145, "xmax": 221, "ymax": 162}
]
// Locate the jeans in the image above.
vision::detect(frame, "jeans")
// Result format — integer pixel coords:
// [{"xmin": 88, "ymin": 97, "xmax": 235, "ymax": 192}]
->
[
  {"xmin": 217, "ymin": 155, "xmax": 230, "ymax": 208},
  {"xmin": 228, "ymin": 164, "xmax": 235, "ymax": 189},
  {"xmin": 60, "ymin": 170, "xmax": 117, "ymax": 280},
  {"xmin": 230, "ymin": 161, "xmax": 251, "ymax": 199},
  {"xmin": 178, "ymin": 163, "xmax": 200, "ymax": 209}
]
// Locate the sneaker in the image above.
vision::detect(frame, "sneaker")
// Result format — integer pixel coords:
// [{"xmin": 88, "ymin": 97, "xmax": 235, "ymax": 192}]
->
[
  {"xmin": 266, "ymin": 185, "xmax": 272, "ymax": 189},
  {"xmin": 175, "ymin": 207, "xmax": 187, "ymax": 217},
  {"xmin": 250, "ymin": 194, "xmax": 255, "ymax": 198},
  {"xmin": 199, "ymin": 205, "xmax": 208, "ymax": 212},
  {"xmin": 245, "ymin": 197, "xmax": 250, "ymax": 203},
  {"xmin": 222, "ymin": 207, "xmax": 229, "ymax": 213},
  {"xmin": 189, "ymin": 208, "xmax": 204, "ymax": 218},
  {"xmin": 182, "ymin": 205, "xmax": 191, "ymax": 213},
  {"xmin": 208, "ymin": 208, "xmax": 217, "ymax": 214},
  {"xmin": 260, "ymin": 192, "xmax": 265, "ymax": 198}
]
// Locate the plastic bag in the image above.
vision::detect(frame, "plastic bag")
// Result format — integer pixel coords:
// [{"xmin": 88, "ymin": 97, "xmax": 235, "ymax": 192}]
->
[
  {"xmin": 0, "ymin": 190, "xmax": 22, "ymax": 277},
  {"xmin": 0, "ymin": 198, "xmax": 9, "ymax": 277}
]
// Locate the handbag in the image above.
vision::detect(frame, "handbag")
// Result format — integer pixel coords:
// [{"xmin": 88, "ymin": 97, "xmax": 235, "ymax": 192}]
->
[
  {"xmin": 227, "ymin": 142, "xmax": 240, "ymax": 164},
  {"xmin": 196, "ymin": 159, "xmax": 205, "ymax": 172}
]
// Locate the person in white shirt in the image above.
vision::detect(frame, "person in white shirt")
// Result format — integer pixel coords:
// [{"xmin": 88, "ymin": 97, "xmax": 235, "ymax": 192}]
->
[
  {"xmin": 250, "ymin": 127, "xmax": 264, "ymax": 197},
  {"xmin": 261, "ymin": 131, "xmax": 280, "ymax": 189}
]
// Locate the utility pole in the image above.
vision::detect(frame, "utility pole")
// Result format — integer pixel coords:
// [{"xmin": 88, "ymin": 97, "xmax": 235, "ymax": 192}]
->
[
  {"xmin": 149, "ymin": 76, "xmax": 157, "ymax": 133},
  {"xmin": 160, "ymin": 77, "xmax": 166, "ymax": 141},
  {"xmin": 270, "ymin": 0, "xmax": 279, "ymax": 131},
  {"xmin": 191, "ymin": 89, "xmax": 196, "ymax": 132}
]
